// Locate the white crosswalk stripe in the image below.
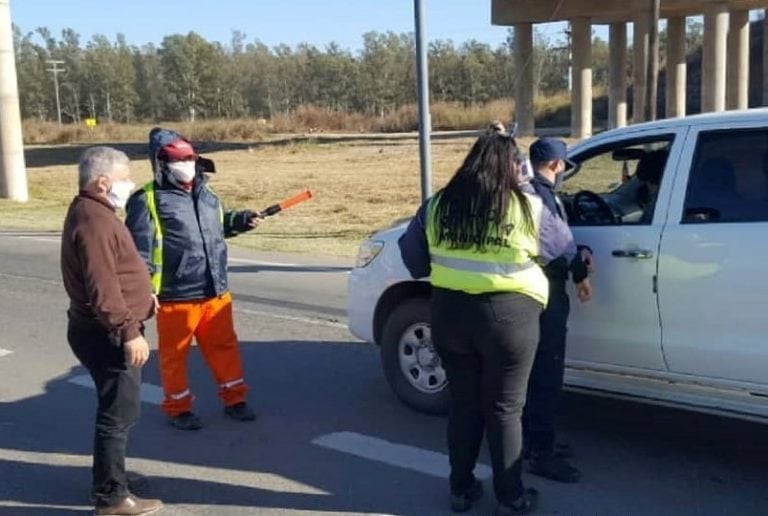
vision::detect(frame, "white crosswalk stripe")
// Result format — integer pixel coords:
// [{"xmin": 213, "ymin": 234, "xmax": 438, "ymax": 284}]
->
[
  {"xmin": 312, "ymin": 431, "xmax": 492, "ymax": 480},
  {"xmin": 0, "ymin": 348, "xmax": 12, "ymax": 358},
  {"xmin": 68, "ymin": 374, "xmax": 164, "ymax": 405}
]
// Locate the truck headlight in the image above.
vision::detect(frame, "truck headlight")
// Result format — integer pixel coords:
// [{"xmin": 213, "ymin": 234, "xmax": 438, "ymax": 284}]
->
[{"xmin": 355, "ymin": 240, "xmax": 384, "ymax": 268}]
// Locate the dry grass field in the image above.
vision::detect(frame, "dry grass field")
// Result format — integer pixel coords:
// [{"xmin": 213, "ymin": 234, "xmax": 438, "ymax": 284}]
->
[{"xmin": 0, "ymin": 135, "xmax": 550, "ymax": 257}]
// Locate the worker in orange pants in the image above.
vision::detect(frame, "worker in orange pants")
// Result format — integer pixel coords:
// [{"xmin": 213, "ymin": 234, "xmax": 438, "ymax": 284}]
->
[
  {"xmin": 157, "ymin": 293, "xmax": 248, "ymax": 419},
  {"xmin": 126, "ymin": 128, "xmax": 261, "ymax": 430}
]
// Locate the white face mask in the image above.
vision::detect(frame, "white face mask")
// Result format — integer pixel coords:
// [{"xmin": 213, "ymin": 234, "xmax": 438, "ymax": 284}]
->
[
  {"xmin": 167, "ymin": 161, "xmax": 197, "ymax": 183},
  {"xmin": 107, "ymin": 179, "xmax": 135, "ymax": 210}
]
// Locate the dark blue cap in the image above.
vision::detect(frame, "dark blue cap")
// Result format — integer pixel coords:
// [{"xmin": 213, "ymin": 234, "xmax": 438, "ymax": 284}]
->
[{"xmin": 529, "ymin": 137, "xmax": 574, "ymax": 169}]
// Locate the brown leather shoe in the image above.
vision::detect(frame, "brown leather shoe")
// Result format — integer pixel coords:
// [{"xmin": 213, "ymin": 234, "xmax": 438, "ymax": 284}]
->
[{"xmin": 95, "ymin": 494, "xmax": 163, "ymax": 515}]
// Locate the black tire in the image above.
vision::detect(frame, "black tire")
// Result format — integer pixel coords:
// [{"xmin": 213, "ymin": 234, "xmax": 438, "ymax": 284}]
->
[{"xmin": 380, "ymin": 297, "xmax": 449, "ymax": 415}]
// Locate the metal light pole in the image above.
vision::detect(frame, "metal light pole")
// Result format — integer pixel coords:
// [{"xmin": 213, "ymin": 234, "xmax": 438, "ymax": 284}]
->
[
  {"xmin": 414, "ymin": 0, "xmax": 432, "ymax": 201},
  {"xmin": 46, "ymin": 59, "xmax": 65, "ymax": 125},
  {"xmin": 565, "ymin": 27, "xmax": 573, "ymax": 92},
  {"xmin": 0, "ymin": 0, "xmax": 28, "ymax": 202}
]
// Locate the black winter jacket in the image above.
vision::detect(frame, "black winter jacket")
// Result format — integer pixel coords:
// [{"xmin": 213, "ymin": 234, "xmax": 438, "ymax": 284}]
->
[
  {"xmin": 125, "ymin": 128, "xmax": 254, "ymax": 301},
  {"xmin": 125, "ymin": 176, "xmax": 254, "ymax": 301}
]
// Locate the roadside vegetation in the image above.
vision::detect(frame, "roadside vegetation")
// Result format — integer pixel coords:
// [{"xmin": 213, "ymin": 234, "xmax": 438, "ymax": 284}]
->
[{"xmin": 1, "ymin": 136, "xmax": 557, "ymax": 257}]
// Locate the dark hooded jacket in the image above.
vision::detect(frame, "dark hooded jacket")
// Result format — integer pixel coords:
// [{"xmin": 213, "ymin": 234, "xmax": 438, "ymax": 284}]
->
[{"xmin": 125, "ymin": 128, "xmax": 254, "ymax": 301}]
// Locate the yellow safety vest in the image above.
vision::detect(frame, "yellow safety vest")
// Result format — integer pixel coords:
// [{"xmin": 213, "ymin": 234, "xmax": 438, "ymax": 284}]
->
[
  {"xmin": 426, "ymin": 193, "xmax": 549, "ymax": 305},
  {"xmin": 142, "ymin": 181, "xmax": 224, "ymax": 295}
]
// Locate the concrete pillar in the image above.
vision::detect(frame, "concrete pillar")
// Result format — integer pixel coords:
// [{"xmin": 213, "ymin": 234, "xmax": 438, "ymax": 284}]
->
[
  {"xmin": 633, "ymin": 14, "xmax": 650, "ymax": 123},
  {"xmin": 666, "ymin": 16, "xmax": 687, "ymax": 118},
  {"xmin": 514, "ymin": 23, "xmax": 535, "ymax": 136},
  {"xmin": 571, "ymin": 17, "xmax": 593, "ymax": 138},
  {"xmin": 0, "ymin": 0, "xmax": 28, "ymax": 202},
  {"xmin": 702, "ymin": 2, "xmax": 728, "ymax": 112},
  {"xmin": 609, "ymin": 22, "xmax": 627, "ymax": 129},
  {"xmin": 727, "ymin": 10, "xmax": 750, "ymax": 110}
]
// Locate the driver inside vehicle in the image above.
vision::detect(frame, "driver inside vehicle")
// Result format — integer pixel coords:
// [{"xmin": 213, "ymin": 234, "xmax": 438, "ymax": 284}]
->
[{"xmin": 634, "ymin": 150, "xmax": 668, "ymax": 223}]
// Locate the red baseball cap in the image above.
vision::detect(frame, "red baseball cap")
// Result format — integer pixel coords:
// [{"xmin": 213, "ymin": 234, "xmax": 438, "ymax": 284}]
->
[{"xmin": 159, "ymin": 138, "xmax": 197, "ymax": 161}]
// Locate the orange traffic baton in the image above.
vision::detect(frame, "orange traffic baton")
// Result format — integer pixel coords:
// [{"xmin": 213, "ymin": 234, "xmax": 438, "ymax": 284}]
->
[{"xmin": 259, "ymin": 189, "xmax": 313, "ymax": 217}]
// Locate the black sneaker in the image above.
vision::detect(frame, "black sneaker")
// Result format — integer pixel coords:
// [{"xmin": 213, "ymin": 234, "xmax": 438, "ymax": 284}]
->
[
  {"xmin": 528, "ymin": 453, "xmax": 581, "ymax": 483},
  {"xmin": 495, "ymin": 488, "xmax": 538, "ymax": 515},
  {"xmin": 449, "ymin": 479, "xmax": 483, "ymax": 513},
  {"xmin": 224, "ymin": 402, "xmax": 256, "ymax": 422},
  {"xmin": 168, "ymin": 411, "xmax": 203, "ymax": 431}
]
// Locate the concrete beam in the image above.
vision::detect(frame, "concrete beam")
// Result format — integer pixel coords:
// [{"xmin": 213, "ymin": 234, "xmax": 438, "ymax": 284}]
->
[
  {"xmin": 666, "ymin": 16, "xmax": 687, "ymax": 118},
  {"xmin": 491, "ymin": 0, "xmax": 767, "ymax": 25},
  {"xmin": 727, "ymin": 10, "xmax": 750, "ymax": 110},
  {"xmin": 633, "ymin": 14, "xmax": 650, "ymax": 123},
  {"xmin": 609, "ymin": 22, "xmax": 628, "ymax": 129},
  {"xmin": 492, "ymin": 0, "xmax": 625, "ymax": 25},
  {"xmin": 514, "ymin": 23, "xmax": 535, "ymax": 136},
  {"xmin": 701, "ymin": 2, "xmax": 729, "ymax": 113},
  {"xmin": 571, "ymin": 17, "xmax": 593, "ymax": 138},
  {"xmin": 0, "ymin": 0, "xmax": 28, "ymax": 202}
]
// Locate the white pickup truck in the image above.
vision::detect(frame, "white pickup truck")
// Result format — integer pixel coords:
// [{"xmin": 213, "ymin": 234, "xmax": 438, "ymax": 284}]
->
[{"xmin": 347, "ymin": 109, "xmax": 768, "ymax": 421}]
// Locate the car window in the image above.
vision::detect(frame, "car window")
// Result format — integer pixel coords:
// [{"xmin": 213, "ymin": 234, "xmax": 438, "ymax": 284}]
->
[
  {"xmin": 563, "ymin": 136, "xmax": 674, "ymax": 225},
  {"xmin": 683, "ymin": 129, "xmax": 768, "ymax": 223}
]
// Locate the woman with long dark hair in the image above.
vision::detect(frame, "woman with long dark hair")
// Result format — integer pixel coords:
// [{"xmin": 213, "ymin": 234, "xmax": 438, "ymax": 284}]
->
[{"xmin": 399, "ymin": 126, "xmax": 575, "ymax": 515}]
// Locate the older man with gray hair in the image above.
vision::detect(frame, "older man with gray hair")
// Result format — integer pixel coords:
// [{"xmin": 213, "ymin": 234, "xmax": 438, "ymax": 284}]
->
[{"xmin": 61, "ymin": 146, "xmax": 163, "ymax": 515}]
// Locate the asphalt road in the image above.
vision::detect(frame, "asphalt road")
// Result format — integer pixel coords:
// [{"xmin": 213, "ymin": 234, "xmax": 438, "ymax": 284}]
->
[{"xmin": 0, "ymin": 231, "xmax": 766, "ymax": 516}]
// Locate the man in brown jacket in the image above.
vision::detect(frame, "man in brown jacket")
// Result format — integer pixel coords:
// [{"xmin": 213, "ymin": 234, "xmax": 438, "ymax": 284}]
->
[{"xmin": 61, "ymin": 146, "xmax": 163, "ymax": 516}]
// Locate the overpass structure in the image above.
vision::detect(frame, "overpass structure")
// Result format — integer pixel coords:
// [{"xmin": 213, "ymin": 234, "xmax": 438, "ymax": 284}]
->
[{"xmin": 492, "ymin": 0, "xmax": 768, "ymax": 137}]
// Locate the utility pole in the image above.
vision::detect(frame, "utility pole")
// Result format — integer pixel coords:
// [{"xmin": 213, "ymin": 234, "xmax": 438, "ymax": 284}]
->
[
  {"xmin": 413, "ymin": 0, "xmax": 432, "ymax": 201},
  {"xmin": 645, "ymin": 0, "xmax": 660, "ymax": 121},
  {"xmin": 0, "ymin": 0, "xmax": 28, "ymax": 202},
  {"xmin": 46, "ymin": 59, "xmax": 65, "ymax": 125},
  {"xmin": 564, "ymin": 27, "xmax": 573, "ymax": 92}
]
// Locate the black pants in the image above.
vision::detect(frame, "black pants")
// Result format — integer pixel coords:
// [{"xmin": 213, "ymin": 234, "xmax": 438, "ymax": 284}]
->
[
  {"xmin": 431, "ymin": 288, "xmax": 542, "ymax": 505},
  {"xmin": 67, "ymin": 311, "xmax": 141, "ymax": 507},
  {"xmin": 522, "ymin": 281, "xmax": 570, "ymax": 455}
]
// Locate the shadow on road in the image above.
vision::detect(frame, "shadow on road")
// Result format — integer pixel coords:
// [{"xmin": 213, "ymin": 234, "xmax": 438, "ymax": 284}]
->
[
  {"xmin": 2, "ymin": 338, "xmax": 767, "ymax": 514},
  {"xmin": 0, "ymin": 339, "xmax": 444, "ymax": 515}
]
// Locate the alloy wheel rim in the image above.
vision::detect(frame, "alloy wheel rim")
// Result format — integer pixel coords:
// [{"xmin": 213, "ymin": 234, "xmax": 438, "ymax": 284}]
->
[{"xmin": 397, "ymin": 323, "xmax": 447, "ymax": 394}]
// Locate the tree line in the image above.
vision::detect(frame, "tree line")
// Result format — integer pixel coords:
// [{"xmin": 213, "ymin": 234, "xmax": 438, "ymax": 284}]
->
[{"xmin": 13, "ymin": 23, "xmax": 703, "ymax": 124}]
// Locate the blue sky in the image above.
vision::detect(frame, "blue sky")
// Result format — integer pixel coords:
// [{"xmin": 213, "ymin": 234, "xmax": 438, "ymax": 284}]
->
[{"xmin": 10, "ymin": 0, "xmax": 572, "ymax": 50}]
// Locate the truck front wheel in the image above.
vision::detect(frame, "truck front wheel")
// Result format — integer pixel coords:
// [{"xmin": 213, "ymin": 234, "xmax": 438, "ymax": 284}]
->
[{"xmin": 380, "ymin": 298, "xmax": 449, "ymax": 415}]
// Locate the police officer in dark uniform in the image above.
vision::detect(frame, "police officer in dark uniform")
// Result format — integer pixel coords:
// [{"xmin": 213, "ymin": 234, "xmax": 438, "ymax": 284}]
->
[{"xmin": 522, "ymin": 137, "xmax": 594, "ymax": 483}]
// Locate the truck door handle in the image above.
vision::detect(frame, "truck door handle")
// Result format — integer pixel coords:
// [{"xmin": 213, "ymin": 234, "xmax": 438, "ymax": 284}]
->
[{"xmin": 612, "ymin": 249, "xmax": 654, "ymax": 259}]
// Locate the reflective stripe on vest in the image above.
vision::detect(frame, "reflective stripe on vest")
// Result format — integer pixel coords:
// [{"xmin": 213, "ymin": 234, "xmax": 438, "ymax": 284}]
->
[
  {"xmin": 142, "ymin": 181, "xmax": 225, "ymax": 295},
  {"xmin": 143, "ymin": 182, "xmax": 164, "ymax": 295},
  {"xmin": 426, "ymin": 193, "xmax": 549, "ymax": 305},
  {"xmin": 430, "ymin": 255, "xmax": 538, "ymax": 275}
]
